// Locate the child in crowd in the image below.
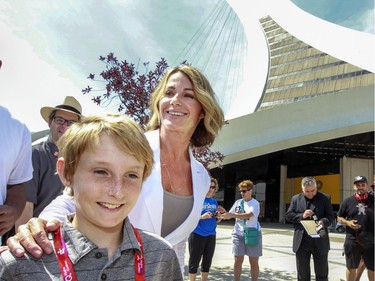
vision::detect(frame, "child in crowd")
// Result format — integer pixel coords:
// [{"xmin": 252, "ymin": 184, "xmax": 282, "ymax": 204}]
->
[{"xmin": 0, "ymin": 114, "xmax": 182, "ymax": 280}]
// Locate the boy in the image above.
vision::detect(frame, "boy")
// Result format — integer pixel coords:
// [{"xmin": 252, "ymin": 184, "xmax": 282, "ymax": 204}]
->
[{"xmin": 0, "ymin": 114, "xmax": 182, "ymax": 280}]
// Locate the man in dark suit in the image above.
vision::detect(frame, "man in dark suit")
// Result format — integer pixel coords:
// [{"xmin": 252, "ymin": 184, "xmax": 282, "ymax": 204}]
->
[{"xmin": 285, "ymin": 176, "xmax": 334, "ymax": 281}]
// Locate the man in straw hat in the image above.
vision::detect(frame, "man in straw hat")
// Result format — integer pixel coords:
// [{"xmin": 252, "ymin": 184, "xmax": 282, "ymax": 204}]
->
[{"xmin": 16, "ymin": 96, "xmax": 82, "ymax": 228}]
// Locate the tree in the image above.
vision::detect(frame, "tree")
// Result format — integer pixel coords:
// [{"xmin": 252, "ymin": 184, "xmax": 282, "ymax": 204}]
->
[{"xmin": 82, "ymin": 53, "xmax": 224, "ymax": 169}]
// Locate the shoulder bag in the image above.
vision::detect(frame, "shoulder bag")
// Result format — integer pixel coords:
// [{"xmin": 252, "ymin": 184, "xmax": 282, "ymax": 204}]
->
[{"xmin": 241, "ymin": 199, "xmax": 259, "ymax": 246}]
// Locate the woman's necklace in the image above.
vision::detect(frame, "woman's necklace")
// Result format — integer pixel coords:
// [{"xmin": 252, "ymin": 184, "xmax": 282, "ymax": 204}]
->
[
  {"xmin": 161, "ymin": 162, "xmax": 177, "ymax": 194},
  {"xmin": 160, "ymin": 160, "xmax": 189, "ymax": 195}
]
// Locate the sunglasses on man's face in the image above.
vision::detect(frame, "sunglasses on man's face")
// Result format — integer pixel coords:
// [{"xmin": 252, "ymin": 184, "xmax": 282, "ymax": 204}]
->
[{"xmin": 240, "ymin": 189, "xmax": 249, "ymax": 194}]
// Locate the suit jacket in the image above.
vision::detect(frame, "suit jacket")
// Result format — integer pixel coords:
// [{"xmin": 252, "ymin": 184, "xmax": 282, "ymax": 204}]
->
[{"xmin": 285, "ymin": 191, "xmax": 334, "ymax": 253}]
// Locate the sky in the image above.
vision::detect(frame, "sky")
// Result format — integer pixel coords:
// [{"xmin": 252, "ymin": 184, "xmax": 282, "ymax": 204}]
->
[{"xmin": 1, "ymin": 0, "xmax": 374, "ymax": 133}]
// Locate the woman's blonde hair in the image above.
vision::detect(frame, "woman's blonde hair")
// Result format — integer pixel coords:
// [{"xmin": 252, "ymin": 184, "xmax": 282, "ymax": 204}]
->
[
  {"xmin": 147, "ymin": 65, "xmax": 225, "ymax": 147},
  {"xmin": 57, "ymin": 114, "xmax": 154, "ymax": 182}
]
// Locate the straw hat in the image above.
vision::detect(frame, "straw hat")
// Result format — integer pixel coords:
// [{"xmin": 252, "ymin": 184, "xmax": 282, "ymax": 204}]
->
[{"xmin": 40, "ymin": 96, "xmax": 82, "ymax": 123}]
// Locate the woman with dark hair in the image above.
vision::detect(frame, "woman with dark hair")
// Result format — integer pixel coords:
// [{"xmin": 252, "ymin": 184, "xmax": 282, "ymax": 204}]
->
[{"xmin": 188, "ymin": 178, "xmax": 225, "ymax": 281}]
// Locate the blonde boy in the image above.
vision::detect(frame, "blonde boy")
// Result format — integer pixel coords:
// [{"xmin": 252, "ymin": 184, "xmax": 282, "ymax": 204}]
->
[{"xmin": 0, "ymin": 115, "xmax": 182, "ymax": 280}]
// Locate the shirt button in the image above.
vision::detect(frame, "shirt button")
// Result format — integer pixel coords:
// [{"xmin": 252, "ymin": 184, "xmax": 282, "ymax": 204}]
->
[
  {"xmin": 95, "ymin": 252, "xmax": 103, "ymax": 259},
  {"xmin": 101, "ymin": 273, "xmax": 107, "ymax": 280}
]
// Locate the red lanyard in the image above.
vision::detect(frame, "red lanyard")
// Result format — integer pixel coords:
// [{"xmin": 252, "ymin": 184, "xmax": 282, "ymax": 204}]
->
[
  {"xmin": 132, "ymin": 225, "xmax": 145, "ymax": 281},
  {"xmin": 54, "ymin": 225, "xmax": 145, "ymax": 281},
  {"xmin": 54, "ymin": 227, "xmax": 78, "ymax": 281}
]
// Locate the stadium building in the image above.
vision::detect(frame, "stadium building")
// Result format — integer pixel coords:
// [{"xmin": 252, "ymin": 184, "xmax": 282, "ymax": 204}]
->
[
  {"xmin": 29, "ymin": 1, "xmax": 374, "ymax": 222},
  {"xmin": 209, "ymin": 1, "xmax": 374, "ymax": 222}
]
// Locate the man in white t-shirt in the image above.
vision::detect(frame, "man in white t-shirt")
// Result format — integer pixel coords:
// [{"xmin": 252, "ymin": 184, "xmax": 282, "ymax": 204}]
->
[{"xmin": 0, "ymin": 106, "xmax": 33, "ymax": 245}]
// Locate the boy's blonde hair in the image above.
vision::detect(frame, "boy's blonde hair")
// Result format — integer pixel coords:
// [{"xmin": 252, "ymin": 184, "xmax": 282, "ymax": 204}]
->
[{"xmin": 57, "ymin": 114, "xmax": 154, "ymax": 182}]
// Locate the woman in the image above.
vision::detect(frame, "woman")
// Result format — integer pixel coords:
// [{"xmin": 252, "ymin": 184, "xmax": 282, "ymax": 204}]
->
[
  {"xmin": 221, "ymin": 180, "xmax": 262, "ymax": 281},
  {"xmin": 5, "ymin": 65, "xmax": 225, "ymax": 275},
  {"xmin": 188, "ymin": 178, "xmax": 225, "ymax": 281}
]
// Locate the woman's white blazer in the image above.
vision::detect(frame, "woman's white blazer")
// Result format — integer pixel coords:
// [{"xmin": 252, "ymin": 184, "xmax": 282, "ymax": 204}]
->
[{"xmin": 129, "ymin": 130, "xmax": 210, "ymax": 246}]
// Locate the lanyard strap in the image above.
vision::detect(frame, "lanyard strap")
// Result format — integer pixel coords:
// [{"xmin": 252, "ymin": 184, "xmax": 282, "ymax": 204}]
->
[
  {"xmin": 54, "ymin": 225, "xmax": 145, "ymax": 281},
  {"xmin": 241, "ymin": 199, "xmax": 247, "ymax": 228},
  {"xmin": 54, "ymin": 227, "xmax": 78, "ymax": 281},
  {"xmin": 132, "ymin": 225, "xmax": 145, "ymax": 281}
]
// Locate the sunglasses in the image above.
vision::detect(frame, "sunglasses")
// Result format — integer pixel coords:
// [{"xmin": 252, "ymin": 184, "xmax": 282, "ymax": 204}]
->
[
  {"xmin": 240, "ymin": 189, "xmax": 249, "ymax": 193},
  {"xmin": 210, "ymin": 186, "xmax": 216, "ymax": 189}
]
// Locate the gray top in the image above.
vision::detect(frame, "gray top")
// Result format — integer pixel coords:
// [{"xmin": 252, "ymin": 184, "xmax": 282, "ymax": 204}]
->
[
  {"xmin": 0, "ymin": 216, "xmax": 183, "ymax": 281},
  {"xmin": 25, "ymin": 135, "xmax": 64, "ymax": 217},
  {"xmin": 161, "ymin": 191, "xmax": 193, "ymax": 237}
]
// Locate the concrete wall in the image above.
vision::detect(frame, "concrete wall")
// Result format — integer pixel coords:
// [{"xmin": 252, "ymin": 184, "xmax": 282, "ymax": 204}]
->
[{"xmin": 210, "ymin": 85, "xmax": 374, "ymax": 167}]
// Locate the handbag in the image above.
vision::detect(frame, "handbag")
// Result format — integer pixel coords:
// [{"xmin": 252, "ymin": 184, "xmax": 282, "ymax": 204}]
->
[{"xmin": 241, "ymin": 200, "xmax": 259, "ymax": 246}]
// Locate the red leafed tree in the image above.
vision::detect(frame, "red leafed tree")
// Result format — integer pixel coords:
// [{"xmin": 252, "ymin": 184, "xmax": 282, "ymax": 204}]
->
[{"xmin": 82, "ymin": 53, "xmax": 224, "ymax": 169}]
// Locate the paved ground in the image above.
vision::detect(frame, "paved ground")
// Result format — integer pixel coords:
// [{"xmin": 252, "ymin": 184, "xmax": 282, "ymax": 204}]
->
[{"xmin": 184, "ymin": 221, "xmax": 353, "ymax": 281}]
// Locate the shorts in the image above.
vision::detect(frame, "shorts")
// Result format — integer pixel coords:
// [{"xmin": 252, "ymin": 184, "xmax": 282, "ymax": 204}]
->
[
  {"xmin": 344, "ymin": 238, "xmax": 374, "ymax": 271},
  {"xmin": 232, "ymin": 231, "xmax": 262, "ymax": 257}
]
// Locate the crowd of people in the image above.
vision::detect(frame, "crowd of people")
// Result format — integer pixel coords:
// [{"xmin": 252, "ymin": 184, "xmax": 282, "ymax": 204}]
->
[
  {"xmin": 0, "ymin": 62, "xmax": 373, "ymax": 280},
  {"xmin": 1, "ymin": 65, "xmax": 226, "ymax": 280}
]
